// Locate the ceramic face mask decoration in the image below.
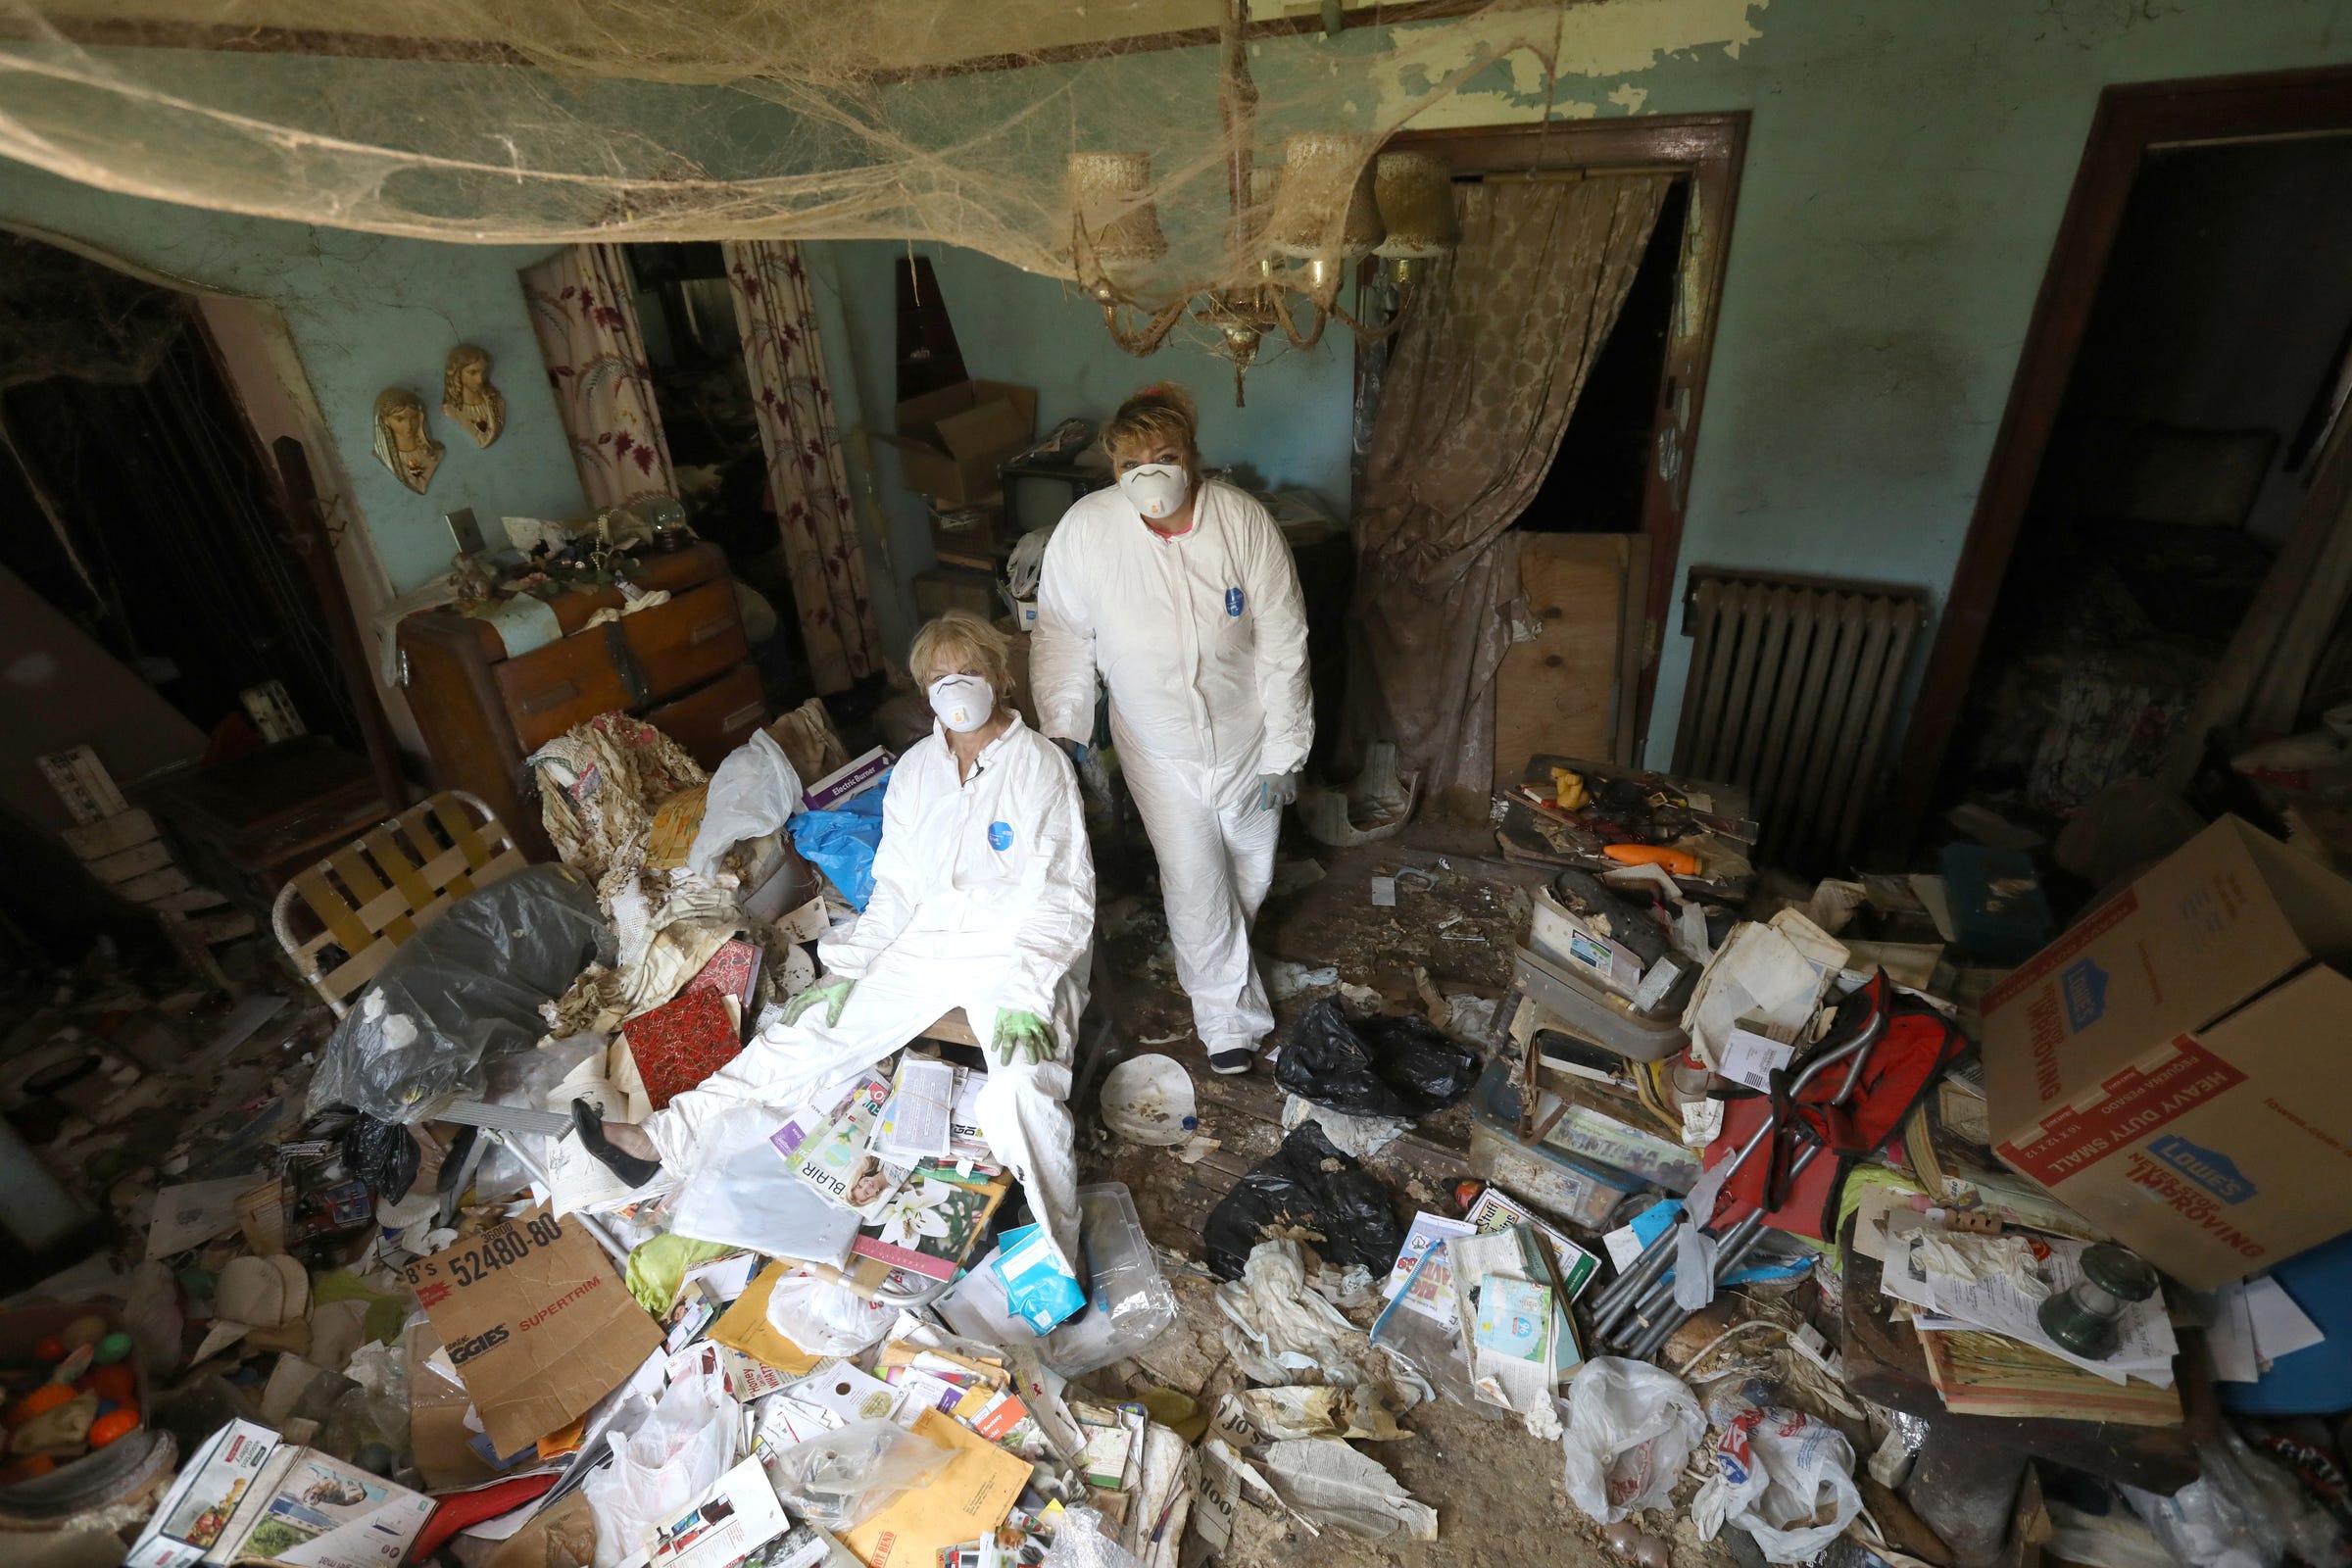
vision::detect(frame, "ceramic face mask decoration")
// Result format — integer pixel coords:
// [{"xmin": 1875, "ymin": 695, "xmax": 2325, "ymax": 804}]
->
[
  {"xmin": 441, "ymin": 343, "xmax": 506, "ymax": 449},
  {"xmin": 372, "ymin": 387, "xmax": 444, "ymax": 494}
]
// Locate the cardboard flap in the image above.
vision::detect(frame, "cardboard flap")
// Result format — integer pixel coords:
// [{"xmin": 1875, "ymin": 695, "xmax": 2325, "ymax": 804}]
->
[
  {"xmin": 2233, "ymin": 816, "xmax": 2352, "ymax": 968},
  {"xmin": 935, "ymin": 396, "xmax": 1029, "ymax": 462}
]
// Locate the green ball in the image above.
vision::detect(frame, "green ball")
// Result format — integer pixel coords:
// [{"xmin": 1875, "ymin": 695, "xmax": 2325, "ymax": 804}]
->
[{"xmin": 92, "ymin": 1332, "xmax": 132, "ymax": 1365}]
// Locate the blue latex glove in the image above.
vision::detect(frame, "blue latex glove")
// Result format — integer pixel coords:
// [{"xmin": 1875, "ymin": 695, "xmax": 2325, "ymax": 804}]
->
[
  {"xmin": 1055, "ymin": 738, "xmax": 1090, "ymax": 766},
  {"xmin": 782, "ymin": 977, "xmax": 855, "ymax": 1029},
  {"xmin": 1255, "ymin": 771, "xmax": 1299, "ymax": 810},
  {"xmin": 992, "ymin": 1010, "xmax": 1055, "ymax": 1066}
]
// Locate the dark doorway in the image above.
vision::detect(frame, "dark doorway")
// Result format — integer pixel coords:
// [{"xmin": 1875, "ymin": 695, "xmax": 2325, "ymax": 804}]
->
[
  {"xmin": 625, "ymin": 241, "xmax": 818, "ymax": 708},
  {"xmin": 1517, "ymin": 178, "xmax": 1690, "ymax": 535},
  {"xmin": 0, "ymin": 235, "xmax": 359, "ymax": 753},
  {"xmin": 1890, "ymin": 67, "xmax": 2352, "ymax": 854}
]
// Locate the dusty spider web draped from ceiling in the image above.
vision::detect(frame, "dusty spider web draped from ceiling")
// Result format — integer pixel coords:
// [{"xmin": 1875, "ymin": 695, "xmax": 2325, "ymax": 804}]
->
[{"xmin": 0, "ymin": 0, "xmax": 1748, "ymax": 357}]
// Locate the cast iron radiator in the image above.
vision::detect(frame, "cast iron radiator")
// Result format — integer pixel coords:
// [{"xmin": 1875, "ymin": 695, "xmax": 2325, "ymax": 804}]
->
[{"xmin": 1671, "ymin": 568, "xmax": 1930, "ymax": 869}]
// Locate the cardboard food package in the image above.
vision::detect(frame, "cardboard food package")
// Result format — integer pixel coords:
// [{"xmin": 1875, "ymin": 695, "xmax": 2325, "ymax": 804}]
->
[
  {"xmin": 128, "ymin": 1419, "xmax": 433, "ymax": 1568},
  {"xmin": 401, "ymin": 1205, "xmax": 664, "ymax": 1457},
  {"xmin": 1981, "ymin": 815, "xmax": 2352, "ymax": 1289},
  {"xmin": 879, "ymin": 380, "xmax": 1038, "ymax": 507}
]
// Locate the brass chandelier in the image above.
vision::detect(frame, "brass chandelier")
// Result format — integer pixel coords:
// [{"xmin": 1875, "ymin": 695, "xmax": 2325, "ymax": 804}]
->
[{"xmin": 1063, "ymin": 9, "xmax": 1459, "ymax": 404}]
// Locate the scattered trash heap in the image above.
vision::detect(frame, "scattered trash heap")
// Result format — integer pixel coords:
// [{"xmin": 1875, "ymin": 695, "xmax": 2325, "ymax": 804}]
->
[{"xmin": 13, "ymin": 725, "xmax": 2352, "ymax": 1568}]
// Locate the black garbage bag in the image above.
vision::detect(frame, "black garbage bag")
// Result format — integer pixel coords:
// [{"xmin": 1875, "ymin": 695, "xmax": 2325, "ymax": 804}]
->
[
  {"xmin": 308, "ymin": 864, "xmax": 614, "ymax": 1123},
  {"xmin": 1203, "ymin": 1121, "xmax": 1403, "ymax": 1281},
  {"xmin": 1274, "ymin": 999, "xmax": 1482, "ymax": 1118},
  {"xmin": 343, "ymin": 1112, "xmax": 421, "ymax": 1203}
]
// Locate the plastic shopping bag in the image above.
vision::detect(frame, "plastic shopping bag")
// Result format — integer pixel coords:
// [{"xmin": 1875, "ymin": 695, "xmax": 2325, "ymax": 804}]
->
[
  {"xmin": 1692, "ymin": 1387, "xmax": 1862, "ymax": 1562},
  {"xmin": 1558, "ymin": 1357, "xmax": 1704, "ymax": 1525},
  {"xmin": 760, "ymin": 1417, "xmax": 955, "ymax": 1532}
]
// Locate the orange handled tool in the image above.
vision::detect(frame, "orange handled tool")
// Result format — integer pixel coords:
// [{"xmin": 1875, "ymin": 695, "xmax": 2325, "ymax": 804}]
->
[{"xmin": 1601, "ymin": 844, "xmax": 1699, "ymax": 875}]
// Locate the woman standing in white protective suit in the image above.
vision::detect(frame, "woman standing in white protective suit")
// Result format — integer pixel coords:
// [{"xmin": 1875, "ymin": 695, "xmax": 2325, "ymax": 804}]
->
[
  {"xmin": 573, "ymin": 611, "xmax": 1096, "ymax": 1269},
  {"xmin": 1032, "ymin": 384, "xmax": 1311, "ymax": 1076}
]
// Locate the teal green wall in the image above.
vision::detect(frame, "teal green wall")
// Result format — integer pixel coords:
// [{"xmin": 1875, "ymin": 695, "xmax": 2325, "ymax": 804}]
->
[
  {"xmin": 802, "ymin": 238, "xmax": 1357, "ymax": 601},
  {"xmin": 6, "ymin": 0, "xmax": 2351, "ymax": 764},
  {"xmin": 0, "ymin": 167, "xmax": 585, "ymax": 593}
]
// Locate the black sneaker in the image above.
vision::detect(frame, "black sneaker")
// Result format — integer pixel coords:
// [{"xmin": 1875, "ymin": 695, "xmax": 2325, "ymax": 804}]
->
[
  {"xmin": 570, "ymin": 1099, "xmax": 664, "ymax": 1188},
  {"xmin": 1208, "ymin": 1048, "xmax": 1255, "ymax": 1076}
]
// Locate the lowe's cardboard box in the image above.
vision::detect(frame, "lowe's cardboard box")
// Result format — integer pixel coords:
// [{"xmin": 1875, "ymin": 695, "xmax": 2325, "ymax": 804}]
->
[{"xmin": 1981, "ymin": 815, "xmax": 2352, "ymax": 1289}]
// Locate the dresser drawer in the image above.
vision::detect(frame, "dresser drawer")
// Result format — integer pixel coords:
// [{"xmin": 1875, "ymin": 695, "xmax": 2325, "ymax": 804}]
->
[
  {"xmin": 625, "ymin": 580, "xmax": 750, "ymax": 701},
  {"xmin": 649, "ymin": 663, "xmax": 767, "ymax": 769},
  {"xmin": 493, "ymin": 580, "xmax": 749, "ymax": 752}
]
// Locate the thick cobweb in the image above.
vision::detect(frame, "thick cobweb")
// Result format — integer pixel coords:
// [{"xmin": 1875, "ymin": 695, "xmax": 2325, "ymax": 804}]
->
[{"xmin": 0, "ymin": 1, "xmax": 1584, "ymax": 356}]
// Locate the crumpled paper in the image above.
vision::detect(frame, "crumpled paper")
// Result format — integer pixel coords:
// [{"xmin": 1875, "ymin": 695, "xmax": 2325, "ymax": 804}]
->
[{"xmin": 1214, "ymin": 1241, "xmax": 1425, "ymax": 1412}]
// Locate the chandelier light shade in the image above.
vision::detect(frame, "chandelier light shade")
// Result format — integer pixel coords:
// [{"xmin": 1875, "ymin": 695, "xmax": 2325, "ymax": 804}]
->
[
  {"xmin": 1065, "ymin": 150, "xmax": 1169, "ymax": 281},
  {"xmin": 1264, "ymin": 132, "xmax": 1385, "ymax": 261},
  {"xmin": 1373, "ymin": 151, "xmax": 1459, "ymax": 259}
]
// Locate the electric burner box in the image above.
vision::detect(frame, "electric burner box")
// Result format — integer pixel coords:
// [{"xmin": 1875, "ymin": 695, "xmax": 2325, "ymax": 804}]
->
[{"xmin": 1980, "ymin": 815, "xmax": 2352, "ymax": 1289}]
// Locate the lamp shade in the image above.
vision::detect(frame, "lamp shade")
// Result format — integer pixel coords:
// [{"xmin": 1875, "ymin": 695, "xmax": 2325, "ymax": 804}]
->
[
  {"xmin": 1373, "ymin": 151, "xmax": 1459, "ymax": 259},
  {"xmin": 1065, "ymin": 150, "xmax": 1169, "ymax": 270},
  {"xmin": 1264, "ymin": 132, "xmax": 1384, "ymax": 261}
]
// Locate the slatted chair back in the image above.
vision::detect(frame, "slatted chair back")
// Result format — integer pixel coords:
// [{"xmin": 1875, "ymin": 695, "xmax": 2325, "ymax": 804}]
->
[{"xmin": 270, "ymin": 790, "xmax": 527, "ymax": 1016}]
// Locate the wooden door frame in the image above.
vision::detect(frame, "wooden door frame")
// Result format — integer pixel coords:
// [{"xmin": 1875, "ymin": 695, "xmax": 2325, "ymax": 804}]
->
[
  {"xmin": 1385, "ymin": 111, "xmax": 1748, "ymax": 760},
  {"xmin": 1884, "ymin": 65, "xmax": 2352, "ymax": 858}
]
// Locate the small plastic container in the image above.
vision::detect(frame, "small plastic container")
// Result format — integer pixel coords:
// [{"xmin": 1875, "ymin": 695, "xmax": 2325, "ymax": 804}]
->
[
  {"xmin": 1513, "ymin": 945, "xmax": 1688, "ymax": 1063},
  {"xmin": 1466, "ymin": 1058, "xmax": 1649, "ymax": 1231},
  {"xmin": 1040, "ymin": 1183, "xmax": 1177, "ymax": 1377}
]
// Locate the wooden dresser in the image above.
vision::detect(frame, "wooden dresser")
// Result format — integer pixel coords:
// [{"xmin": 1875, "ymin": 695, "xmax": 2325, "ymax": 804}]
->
[{"xmin": 398, "ymin": 544, "xmax": 765, "ymax": 859}]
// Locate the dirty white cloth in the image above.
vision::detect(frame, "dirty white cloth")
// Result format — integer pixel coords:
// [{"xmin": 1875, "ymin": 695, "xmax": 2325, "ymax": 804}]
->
[
  {"xmin": 1215, "ymin": 1240, "xmax": 1422, "ymax": 1412},
  {"xmin": 644, "ymin": 712, "xmax": 1094, "ymax": 1270},
  {"xmin": 1033, "ymin": 480, "xmax": 1309, "ymax": 1054}
]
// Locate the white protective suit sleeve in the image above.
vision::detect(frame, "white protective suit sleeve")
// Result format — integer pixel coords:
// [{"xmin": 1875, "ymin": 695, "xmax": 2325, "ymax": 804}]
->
[
  {"xmin": 1001, "ymin": 749, "xmax": 1096, "ymax": 1022},
  {"xmin": 1030, "ymin": 525, "xmax": 1099, "ymax": 749},
  {"xmin": 1243, "ymin": 505, "xmax": 1314, "ymax": 777},
  {"xmin": 812, "ymin": 766, "xmax": 919, "ymax": 981}
]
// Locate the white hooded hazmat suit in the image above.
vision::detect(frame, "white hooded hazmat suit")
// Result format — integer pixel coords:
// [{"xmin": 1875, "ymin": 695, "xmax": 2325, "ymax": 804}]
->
[
  {"xmin": 643, "ymin": 710, "xmax": 1095, "ymax": 1269},
  {"xmin": 1032, "ymin": 478, "xmax": 1311, "ymax": 1057}
]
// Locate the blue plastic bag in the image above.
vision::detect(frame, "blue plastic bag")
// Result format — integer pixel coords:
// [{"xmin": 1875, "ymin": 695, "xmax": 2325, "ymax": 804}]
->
[{"xmin": 788, "ymin": 774, "xmax": 890, "ymax": 909}]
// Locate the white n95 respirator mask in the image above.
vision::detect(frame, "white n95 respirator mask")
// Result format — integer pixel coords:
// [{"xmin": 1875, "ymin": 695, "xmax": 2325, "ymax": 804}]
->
[
  {"xmin": 928, "ymin": 673, "xmax": 994, "ymax": 732},
  {"xmin": 1118, "ymin": 464, "xmax": 1191, "ymax": 520}
]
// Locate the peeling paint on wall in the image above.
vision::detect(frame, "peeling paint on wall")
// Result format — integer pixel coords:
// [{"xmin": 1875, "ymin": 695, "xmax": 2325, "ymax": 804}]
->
[{"xmin": 1380, "ymin": 0, "xmax": 1767, "ymax": 127}]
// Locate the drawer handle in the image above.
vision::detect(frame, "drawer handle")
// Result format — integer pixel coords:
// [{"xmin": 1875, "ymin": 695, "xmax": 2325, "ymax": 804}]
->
[
  {"xmin": 690, "ymin": 616, "xmax": 732, "ymax": 645},
  {"xmin": 518, "ymin": 681, "xmax": 580, "ymax": 713},
  {"xmin": 721, "ymin": 702, "xmax": 764, "ymax": 731}
]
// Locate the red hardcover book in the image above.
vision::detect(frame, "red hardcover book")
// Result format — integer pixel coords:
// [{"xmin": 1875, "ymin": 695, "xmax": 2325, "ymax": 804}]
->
[
  {"xmin": 624, "ymin": 989, "xmax": 743, "ymax": 1111},
  {"xmin": 684, "ymin": 938, "xmax": 761, "ymax": 1014}
]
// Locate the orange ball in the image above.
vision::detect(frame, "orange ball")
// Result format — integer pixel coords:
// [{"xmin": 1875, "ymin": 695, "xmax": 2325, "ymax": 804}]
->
[
  {"xmin": 89, "ymin": 1367, "xmax": 135, "ymax": 1405},
  {"xmin": 87, "ymin": 1408, "xmax": 138, "ymax": 1448},
  {"xmin": 12, "ymin": 1386, "xmax": 74, "ymax": 1425}
]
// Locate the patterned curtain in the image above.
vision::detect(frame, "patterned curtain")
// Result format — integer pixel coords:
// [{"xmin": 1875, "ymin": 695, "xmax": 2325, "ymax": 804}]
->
[
  {"xmin": 1345, "ymin": 176, "xmax": 1668, "ymax": 813},
  {"xmin": 520, "ymin": 243, "xmax": 676, "ymax": 510},
  {"xmin": 721, "ymin": 239, "xmax": 883, "ymax": 695}
]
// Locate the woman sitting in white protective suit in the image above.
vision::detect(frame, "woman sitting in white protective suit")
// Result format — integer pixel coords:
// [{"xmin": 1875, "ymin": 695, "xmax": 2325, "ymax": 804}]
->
[
  {"xmin": 1032, "ymin": 383, "xmax": 1311, "ymax": 1077},
  {"xmin": 572, "ymin": 610, "xmax": 1097, "ymax": 1269}
]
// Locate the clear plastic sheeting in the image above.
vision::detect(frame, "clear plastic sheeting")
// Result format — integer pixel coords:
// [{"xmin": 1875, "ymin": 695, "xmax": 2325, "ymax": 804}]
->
[
  {"xmin": 306, "ymin": 864, "xmax": 614, "ymax": 1122},
  {"xmin": 760, "ymin": 1417, "xmax": 955, "ymax": 1533},
  {"xmin": 0, "ymin": 2, "xmax": 1595, "ymax": 362}
]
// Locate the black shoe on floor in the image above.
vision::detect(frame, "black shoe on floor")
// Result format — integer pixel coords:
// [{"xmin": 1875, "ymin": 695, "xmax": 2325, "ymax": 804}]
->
[
  {"xmin": 1208, "ymin": 1048, "xmax": 1255, "ymax": 1076},
  {"xmin": 569, "ymin": 1099, "xmax": 664, "ymax": 1188}
]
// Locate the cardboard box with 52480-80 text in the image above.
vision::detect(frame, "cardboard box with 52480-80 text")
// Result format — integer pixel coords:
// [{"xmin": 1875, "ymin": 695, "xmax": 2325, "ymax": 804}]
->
[{"xmin": 1981, "ymin": 815, "xmax": 2352, "ymax": 1290}]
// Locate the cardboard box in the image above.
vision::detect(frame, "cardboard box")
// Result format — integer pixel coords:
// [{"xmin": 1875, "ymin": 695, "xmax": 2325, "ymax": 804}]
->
[
  {"xmin": 1981, "ymin": 815, "xmax": 2352, "ymax": 1288},
  {"xmin": 881, "ymin": 380, "xmax": 1037, "ymax": 506},
  {"xmin": 128, "ymin": 1419, "xmax": 433, "ymax": 1568},
  {"xmin": 400, "ymin": 1204, "xmax": 663, "ymax": 1456}
]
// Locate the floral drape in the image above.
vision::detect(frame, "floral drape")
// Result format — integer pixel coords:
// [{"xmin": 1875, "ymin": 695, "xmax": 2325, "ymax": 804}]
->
[
  {"xmin": 1345, "ymin": 176, "xmax": 1668, "ymax": 813},
  {"xmin": 521, "ymin": 243, "xmax": 676, "ymax": 510},
  {"xmin": 722, "ymin": 239, "xmax": 883, "ymax": 695}
]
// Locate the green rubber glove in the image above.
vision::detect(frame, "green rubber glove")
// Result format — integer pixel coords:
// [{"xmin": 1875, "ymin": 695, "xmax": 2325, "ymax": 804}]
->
[
  {"xmin": 992, "ymin": 1009, "xmax": 1055, "ymax": 1066},
  {"xmin": 782, "ymin": 977, "xmax": 856, "ymax": 1029}
]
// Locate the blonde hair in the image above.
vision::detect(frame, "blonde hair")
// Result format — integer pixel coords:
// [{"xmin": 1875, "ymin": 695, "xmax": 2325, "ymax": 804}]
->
[
  {"xmin": 1102, "ymin": 382, "xmax": 1200, "ymax": 466},
  {"xmin": 909, "ymin": 610, "xmax": 1015, "ymax": 700}
]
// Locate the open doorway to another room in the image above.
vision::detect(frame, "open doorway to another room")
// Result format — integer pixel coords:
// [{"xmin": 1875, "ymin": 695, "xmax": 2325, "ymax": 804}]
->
[
  {"xmin": 1931, "ymin": 131, "xmax": 2352, "ymax": 836},
  {"xmin": 624, "ymin": 242, "xmax": 824, "ymax": 712}
]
